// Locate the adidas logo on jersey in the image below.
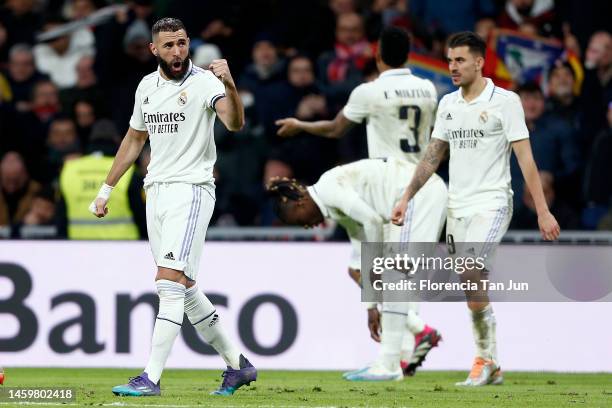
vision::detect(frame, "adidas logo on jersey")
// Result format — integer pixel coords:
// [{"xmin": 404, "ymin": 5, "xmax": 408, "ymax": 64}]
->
[
  {"xmin": 143, "ymin": 97, "xmax": 149, "ymax": 104},
  {"xmin": 446, "ymin": 113, "xmax": 452, "ymax": 120},
  {"xmin": 209, "ymin": 314, "xmax": 219, "ymax": 327},
  {"xmin": 164, "ymin": 252, "xmax": 175, "ymax": 260}
]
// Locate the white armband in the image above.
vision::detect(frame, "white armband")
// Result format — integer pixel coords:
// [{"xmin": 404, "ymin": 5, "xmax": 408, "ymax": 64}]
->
[
  {"xmin": 96, "ymin": 183, "xmax": 114, "ymax": 200},
  {"xmin": 88, "ymin": 183, "xmax": 114, "ymax": 214}
]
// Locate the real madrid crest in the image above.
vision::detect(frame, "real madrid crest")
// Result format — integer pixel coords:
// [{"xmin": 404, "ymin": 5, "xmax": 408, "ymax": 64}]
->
[
  {"xmin": 178, "ymin": 91, "xmax": 187, "ymax": 106},
  {"xmin": 479, "ymin": 111, "xmax": 488, "ymax": 124}
]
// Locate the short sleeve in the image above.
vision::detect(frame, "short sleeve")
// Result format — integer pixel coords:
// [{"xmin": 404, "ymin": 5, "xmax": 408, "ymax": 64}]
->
[
  {"xmin": 503, "ymin": 93, "xmax": 530, "ymax": 142},
  {"xmin": 129, "ymin": 84, "xmax": 146, "ymax": 131},
  {"xmin": 203, "ymin": 71, "xmax": 226, "ymax": 110},
  {"xmin": 431, "ymin": 95, "xmax": 448, "ymax": 141},
  {"xmin": 343, "ymin": 84, "xmax": 369, "ymax": 123}
]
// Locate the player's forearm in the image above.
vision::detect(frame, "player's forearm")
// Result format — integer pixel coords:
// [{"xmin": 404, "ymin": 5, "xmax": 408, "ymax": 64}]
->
[
  {"xmin": 105, "ymin": 129, "xmax": 146, "ymax": 186},
  {"xmin": 401, "ymin": 139, "xmax": 448, "ymax": 202},
  {"xmin": 513, "ymin": 140, "xmax": 551, "ymax": 215},
  {"xmin": 222, "ymin": 83, "xmax": 244, "ymax": 131},
  {"xmin": 296, "ymin": 119, "xmax": 340, "ymax": 138},
  {"xmin": 520, "ymin": 156, "xmax": 550, "ymax": 215}
]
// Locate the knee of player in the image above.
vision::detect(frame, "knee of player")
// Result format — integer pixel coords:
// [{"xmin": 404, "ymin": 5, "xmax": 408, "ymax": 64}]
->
[{"xmin": 348, "ymin": 268, "xmax": 361, "ymax": 286}]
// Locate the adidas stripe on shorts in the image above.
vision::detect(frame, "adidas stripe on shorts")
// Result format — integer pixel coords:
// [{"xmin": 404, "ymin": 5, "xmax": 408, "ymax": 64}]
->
[
  {"xmin": 446, "ymin": 206, "xmax": 512, "ymax": 270},
  {"xmin": 145, "ymin": 182, "xmax": 215, "ymax": 280}
]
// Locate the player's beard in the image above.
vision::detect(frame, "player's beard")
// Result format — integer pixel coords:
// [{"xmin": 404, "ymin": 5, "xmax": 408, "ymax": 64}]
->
[{"xmin": 157, "ymin": 53, "xmax": 191, "ymax": 80}]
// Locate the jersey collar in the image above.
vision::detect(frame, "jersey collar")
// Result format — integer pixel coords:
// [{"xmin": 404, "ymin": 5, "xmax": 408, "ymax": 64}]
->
[
  {"xmin": 457, "ymin": 77, "xmax": 495, "ymax": 105},
  {"xmin": 306, "ymin": 186, "xmax": 330, "ymax": 218},
  {"xmin": 379, "ymin": 68, "xmax": 412, "ymax": 78},
  {"xmin": 157, "ymin": 60, "xmax": 193, "ymax": 87}
]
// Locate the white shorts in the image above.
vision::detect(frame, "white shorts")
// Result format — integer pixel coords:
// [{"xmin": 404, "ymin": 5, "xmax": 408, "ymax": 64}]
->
[
  {"xmin": 446, "ymin": 207, "xmax": 512, "ymax": 268},
  {"xmin": 348, "ymin": 176, "xmax": 448, "ymax": 270},
  {"xmin": 389, "ymin": 176, "xmax": 448, "ymax": 244},
  {"xmin": 145, "ymin": 182, "xmax": 215, "ymax": 280}
]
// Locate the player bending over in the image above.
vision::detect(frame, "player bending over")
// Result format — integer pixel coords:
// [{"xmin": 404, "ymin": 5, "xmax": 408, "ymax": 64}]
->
[
  {"xmin": 90, "ymin": 18, "xmax": 255, "ymax": 397},
  {"xmin": 267, "ymin": 157, "xmax": 447, "ymax": 381},
  {"xmin": 392, "ymin": 32, "xmax": 560, "ymax": 386}
]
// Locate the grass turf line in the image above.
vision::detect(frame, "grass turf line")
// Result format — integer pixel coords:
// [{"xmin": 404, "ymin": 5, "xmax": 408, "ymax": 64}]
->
[{"xmin": 0, "ymin": 368, "xmax": 610, "ymax": 407}]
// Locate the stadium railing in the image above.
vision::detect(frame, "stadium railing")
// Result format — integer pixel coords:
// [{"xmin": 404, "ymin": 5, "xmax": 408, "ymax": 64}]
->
[{"xmin": 1, "ymin": 225, "xmax": 612, "ymax": 243}]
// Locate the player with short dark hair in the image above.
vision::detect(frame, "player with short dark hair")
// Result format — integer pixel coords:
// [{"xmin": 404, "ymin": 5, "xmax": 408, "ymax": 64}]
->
[
  {"xmin": 268, "ymin": 157, "xmax": 447, "ymax": 381},
  {"xmin": 89, "ymin": 17, "xmax": 256, "ymax": 397},
  {"xmin": 275, "ymin": 25, "xmax": 443, "ymax": 380},
  {"xmin": 276, "ymin": 26, "xmax": 438, "ymax": 165},
  {"xmin": 392, "ymin": 31, "xmax": 560, "ymax": 386}
]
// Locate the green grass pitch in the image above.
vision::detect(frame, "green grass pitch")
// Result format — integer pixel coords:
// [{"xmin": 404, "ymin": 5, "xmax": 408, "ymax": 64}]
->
[{"xmin": 1, "ymin": 368, "xmax": 610, "ymax": 407}]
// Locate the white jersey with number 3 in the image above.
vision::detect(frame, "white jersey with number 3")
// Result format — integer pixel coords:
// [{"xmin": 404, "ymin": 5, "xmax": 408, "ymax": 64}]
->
[
  {"xmin": 343, "ymin": 68, "xmax": 438, "ymax": 164},
  {"xmin": 129, "ymin": 61, "xmax": 226, "ymax": 187}
]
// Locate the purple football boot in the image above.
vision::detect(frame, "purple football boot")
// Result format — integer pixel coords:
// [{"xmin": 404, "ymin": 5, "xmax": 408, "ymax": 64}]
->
[
  {"xmin": 210, "ymin": 355, "xmax": 257, "ymax": 396},
  {"xmin": 112, "ymin": 372, "xmax": 161, "ymax": 396}
]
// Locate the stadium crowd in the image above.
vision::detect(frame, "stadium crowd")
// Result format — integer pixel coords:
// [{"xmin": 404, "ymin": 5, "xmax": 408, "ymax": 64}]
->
[{"xmin": 0, "ymin": 0, "xmax": 610, "ymax": 239}]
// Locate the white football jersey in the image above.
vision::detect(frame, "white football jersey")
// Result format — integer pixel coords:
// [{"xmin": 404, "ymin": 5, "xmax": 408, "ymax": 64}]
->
[
  {"xmin": 307, "ymin": 157, "xmax": 445, "ymax": 243},
  {"xmin": 432, "ymin": 78, "xmax": 529, "ymax": 217},
  {"xmin": 343, "ymin": 68, "xmax": 438, "ymax": 164},
  {"xmin": 130, "ymin": 61, "xmax": 226, "ymax": 187}
]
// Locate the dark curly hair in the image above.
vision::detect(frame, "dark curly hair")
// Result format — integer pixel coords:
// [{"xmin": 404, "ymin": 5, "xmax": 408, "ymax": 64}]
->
[{"xmin": 266, "ymin": 177, "xmax": 307, "ymax": 224}]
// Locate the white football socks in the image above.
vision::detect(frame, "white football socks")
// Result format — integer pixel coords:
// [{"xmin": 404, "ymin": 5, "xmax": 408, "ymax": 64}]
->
[
  {"xmin": 184, "ymin": 285, "xmax": 241, "ymax": 369},
  {"xmin": 400, "ymin": 328, "xmax": 416, "ymax": 363},
  {"xmin": 145, "ymin": 279, "xmax": 186, "ymax": 383},
  {"xmin": 471, "ymin": 304, "xmax": 498, "ymax": 363},
  {"xmin": 378, "ymin": 302, "xmax": 412, "ymax": 372},
  {"xmin": 406, "ymin": 307, "xmax": 425, "ymax": 334}
]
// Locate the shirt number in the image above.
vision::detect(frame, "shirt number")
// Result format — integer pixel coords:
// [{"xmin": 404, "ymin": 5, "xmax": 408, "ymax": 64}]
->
[{"xmin": 398, "ymin": 105, "xmax": 421, "ymax": 153}]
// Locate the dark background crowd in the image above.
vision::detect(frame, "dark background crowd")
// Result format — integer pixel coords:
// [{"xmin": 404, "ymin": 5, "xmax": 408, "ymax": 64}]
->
[{"xmin": 0, "ymin": 0, "xmax": 610, "ymax": 239}]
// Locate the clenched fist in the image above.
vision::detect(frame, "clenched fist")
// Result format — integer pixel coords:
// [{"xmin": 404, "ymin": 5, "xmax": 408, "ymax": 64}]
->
[{"xmin": 209, "ymin": 59, "xmax": 235, "ymax": 87}]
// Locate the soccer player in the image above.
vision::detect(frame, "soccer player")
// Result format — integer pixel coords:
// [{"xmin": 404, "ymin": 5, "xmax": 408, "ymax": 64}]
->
[
  {"xmin": 391, "ymin": 32, "xmax": 561, "ymax": 386},
  {"xmin": 89, "ymin": 18, "xmax": 256, "ymax": 396},
  {"xmin": 275, "ymin": 26, "xmax": 442, "ymax": 377},
  {"xmin": 267, "ymin": 157, "xmax": 447, "ymax": 381},
  {"xmin": 275, "ymin": 26, "xmax": 438, "ymax": 165}
]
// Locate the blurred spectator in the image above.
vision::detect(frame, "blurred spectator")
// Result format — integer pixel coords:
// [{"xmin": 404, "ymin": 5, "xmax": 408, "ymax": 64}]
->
[
  {"xmin": 12, "ymin": 79, "xmax": 61, "ymax": 178},
  {"xmin": 329, "ymin": 0, "xmax": 357, "ymax": 16},
  {"xmin": 361, "ymin": 0, "xmax": 408, "ymax": 42},
  {"xmin": 264, "ymin": 55, "xmax": 337, "ymax": 185},
  {"xmin": 239, "ymin": 34, "xmax": 286, "ymax": 93},
  {"xmin": 73, "ymin": 99, "xmax": 96, "ymax": 146},
  {"xmin": 580, "ymin": 31, "xmax": 612, "ymax": 148},
  {"xmin": 21, "ymin": 185, "xmax": 56, "ymax": 226},
  {"xmin": 107, "ymin": 18, "xmax": 155, "ymax": 132},
  {"xmin": 59, "ymin": 55, "xmax": 107, "ymax": 119},
  {"xmin": 511, "ymin": 83, "xmax": 581, "ymax": 229},
  {"xmin": 545, "ymin": 61, "xmax": 580, "ymax": 131},
  {"xmin": 497, "ymin": 0, "xmax": 557, "ymax": 37},
  {"xmin": 0, "ymin": 151, "xmax": 41, "ymax": 226},
  {"xmin": 29, "ymin": 79, "xmax": 61, "ymax": 121},
  {"xmin": 318, "ymin": 12, "xmax": 374, "ymax": 112},
  {"xmin": 475, "ymin": 17, "xmax": 497, "ymax": 42},
  {"xmin": 583, "ymin": 101, "xmax": 612, "ymax": 230},
  {"xmin": 410, "ymin": 0, "xmax": 497, "ymax": 38},
  {"xmin": 4, "ymin": 43, "xmax": 49, "ymax": 111},
  {"xmin": 33, "ymin": 16, "xmax": 95, "ymax": 89},
  {"xmin": 67, "ymin": 0, "xmax": 98, "ymax": 20},
  {"xmin": 192, "ymin": 43, "xmax": 222, "ymax": 69},
  {"xmin": 238, "ymin": 34, "xmax": 287, "ymax": 136},
  {"xmin": 45, "ymin": 115, "xmax": 81, "ymax": 181},
  {"xmin": 57, "ymin": 119, "xmax": 145, "ymax": 239},
  {"xmin": 0, "ymin": 0, "xmax": 43, "ymax": 62},
  {"xmin": 0, "ymin": 70, "xmax": 10, "ymax": 103}
]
